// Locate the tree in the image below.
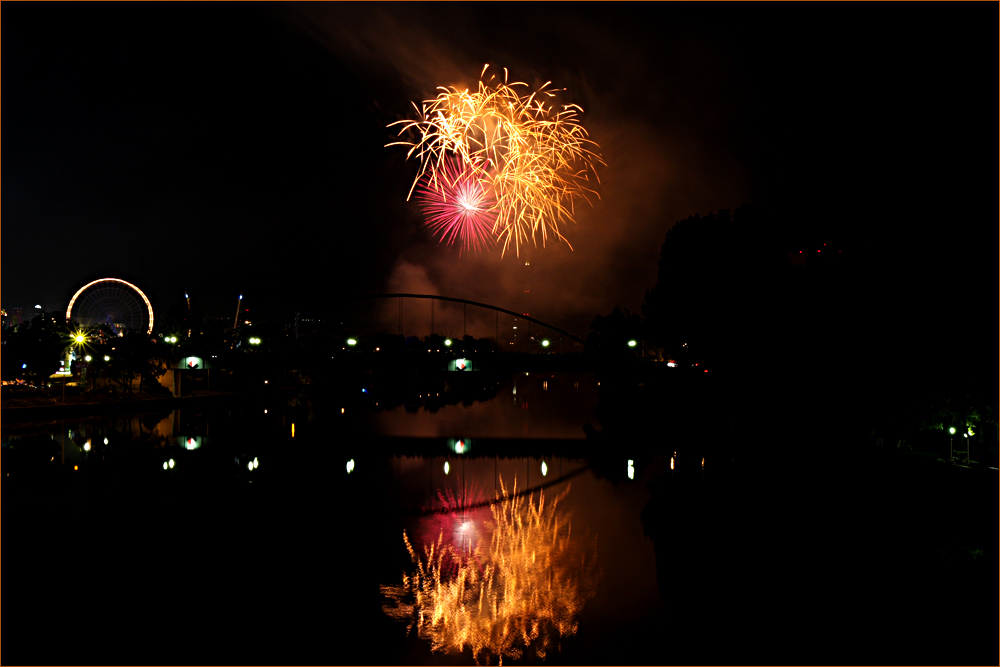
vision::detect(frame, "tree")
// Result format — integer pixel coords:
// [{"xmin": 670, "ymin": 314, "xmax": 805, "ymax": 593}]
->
[
  {"xmin": 1, "ymin": 312, "xmax": 71, "ymax": 387},
  {"xmin": 587, "ymin": 306, "xmax": 641, "ymax": 356},
  {"xmin": 109, "ymin": 333, "xmax": 172, "ymax": 395}
]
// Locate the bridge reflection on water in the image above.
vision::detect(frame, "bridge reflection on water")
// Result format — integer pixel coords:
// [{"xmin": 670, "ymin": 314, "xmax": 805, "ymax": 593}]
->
[{"xmin": 3, "ymin": 370, "xmax": 675, "ymax": 665}]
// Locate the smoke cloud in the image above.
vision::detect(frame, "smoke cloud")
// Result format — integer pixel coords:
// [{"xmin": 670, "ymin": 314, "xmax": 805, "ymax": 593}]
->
[{"xmin": 281, "ymin": 4, "xmax": 754, "ymax": 336}]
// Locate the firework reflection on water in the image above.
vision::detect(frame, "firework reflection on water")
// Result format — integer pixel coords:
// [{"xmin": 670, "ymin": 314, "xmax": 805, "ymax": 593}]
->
[{"xmin": 382, "ymin": 478, "xmax": 599, "ymax": 664}]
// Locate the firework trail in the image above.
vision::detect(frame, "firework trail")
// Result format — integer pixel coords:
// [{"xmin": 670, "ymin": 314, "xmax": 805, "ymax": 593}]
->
[
  {"xmin": 414, "ymin": 155, "xmax": 498, "ymax": 254},
  {"xmin": 388, "ymin": 65, "xmax": 604, "ymax": 257}
]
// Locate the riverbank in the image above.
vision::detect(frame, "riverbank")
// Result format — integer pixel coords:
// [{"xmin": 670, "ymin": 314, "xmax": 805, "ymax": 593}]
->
[{"xmin": 1, "ymin": 389, "xmax": 244, "ymax": 423}]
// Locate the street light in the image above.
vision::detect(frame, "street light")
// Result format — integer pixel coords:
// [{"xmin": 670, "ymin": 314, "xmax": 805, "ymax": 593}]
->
[
  {"xmin": 541, "ymin": 339, "xmax": 550, "ymax": 348},
  {"xmin": 444, "ymin": 339, "xmax": 452, "ymax": 347},
  {"xmin": 74, "ymin": 333, "xmax": 86, "ymax": 344},
  {"xmin": 346, "ymin": 338, "xmax": 357, "ymax": 346},
  {"xmin": 628, "ymin": 340, "xmax": 637, "ymax": 347}
]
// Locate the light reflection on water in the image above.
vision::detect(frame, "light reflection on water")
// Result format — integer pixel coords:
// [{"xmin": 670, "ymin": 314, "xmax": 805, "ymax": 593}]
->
[
  {"xmin": 379, "ymin": 453, "xmax": 667, "ymax": 665},
  {"xmin": 359, "ymin": 372, "xmax": 599, "ymax": 439},
  {"xmin": 3, "ymin": 374, "xmax": 669, "ymax": 664},
  {"xmin": 383, "ymin": 477, "xmax": 600, "ymax": 665}
]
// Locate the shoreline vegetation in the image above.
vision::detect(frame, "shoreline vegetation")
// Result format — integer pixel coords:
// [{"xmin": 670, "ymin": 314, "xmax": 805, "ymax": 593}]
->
[{"xmin": 1, "ymin": 389, "xmax": 241, "ymax": 422}]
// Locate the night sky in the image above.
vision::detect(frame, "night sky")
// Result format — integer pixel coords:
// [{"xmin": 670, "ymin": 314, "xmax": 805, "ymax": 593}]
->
[{"xmin": 3, "ymin": 2, "xmax": 994, "ymax": 337}]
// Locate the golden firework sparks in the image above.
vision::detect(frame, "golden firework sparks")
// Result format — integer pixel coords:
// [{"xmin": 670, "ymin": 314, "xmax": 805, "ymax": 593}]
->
[
  {"xmin": 382, "ymin": 479, "xmax": 599, "ymax": 664},
  {"xmin": 388, "ymin": 65, "xmax": 604, "ymax": 257}
]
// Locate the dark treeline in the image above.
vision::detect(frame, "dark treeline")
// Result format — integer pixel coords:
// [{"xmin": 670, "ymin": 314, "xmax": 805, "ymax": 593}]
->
[
  {"xmin": 606, "ymin": 204, "xmax": 998, "ymax": 665},
  {"xmin": 588, "ymin": 203, "xmax": 996, "ymax": 462}
]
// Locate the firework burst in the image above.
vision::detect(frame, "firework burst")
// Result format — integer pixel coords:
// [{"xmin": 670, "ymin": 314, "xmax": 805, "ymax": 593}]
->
[
  {"xmin": 388, "ymin": 65, "xmax": 604, "ymax": 257},
  {"xmin": 414, "ymin": 156, "xmax": 498, "ymax": 254}
]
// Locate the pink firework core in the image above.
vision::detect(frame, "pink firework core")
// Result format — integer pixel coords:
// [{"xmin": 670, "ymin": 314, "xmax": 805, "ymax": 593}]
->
[{"xmin": 415, "ymin": 157, "xmax": 497, "ymax": 253}]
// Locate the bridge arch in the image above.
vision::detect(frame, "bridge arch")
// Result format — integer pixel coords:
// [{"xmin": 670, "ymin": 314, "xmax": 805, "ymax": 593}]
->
[{"xmin": 353, "ymin": 293, "xmax": 586, "ymax": 345}]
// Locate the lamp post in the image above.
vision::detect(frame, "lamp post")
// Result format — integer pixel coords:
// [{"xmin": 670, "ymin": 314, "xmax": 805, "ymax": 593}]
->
[{"xmin": 949, "ymin": 427, "xmax": 955, "ymax": 463}]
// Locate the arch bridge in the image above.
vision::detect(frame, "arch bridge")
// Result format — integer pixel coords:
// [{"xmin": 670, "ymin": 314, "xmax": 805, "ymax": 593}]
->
[{"xmin": 350, "ymin": 293, "xmax": 586, "ymax": 346}]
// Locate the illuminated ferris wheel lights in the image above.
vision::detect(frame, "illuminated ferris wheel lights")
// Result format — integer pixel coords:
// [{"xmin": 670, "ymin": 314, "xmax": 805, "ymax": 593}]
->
[{"xmin": 65, "ymin": 277, "xmax": 154, "ymax": 335}]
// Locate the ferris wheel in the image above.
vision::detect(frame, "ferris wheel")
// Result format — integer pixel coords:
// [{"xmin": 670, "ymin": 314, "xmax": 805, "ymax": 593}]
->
[{"xmin": 66, "ymin": 278, "xmax": 154, "ymax": 335}]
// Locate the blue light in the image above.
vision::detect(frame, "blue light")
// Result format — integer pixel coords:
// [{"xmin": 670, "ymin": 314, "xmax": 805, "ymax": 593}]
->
[
  {"xmin": 21, "ymin": 363, "xmax": 26, "ymax": 369},
  {"xmin": 362, "ymin": 388, "xmax": 367, "ymax": 393}
]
